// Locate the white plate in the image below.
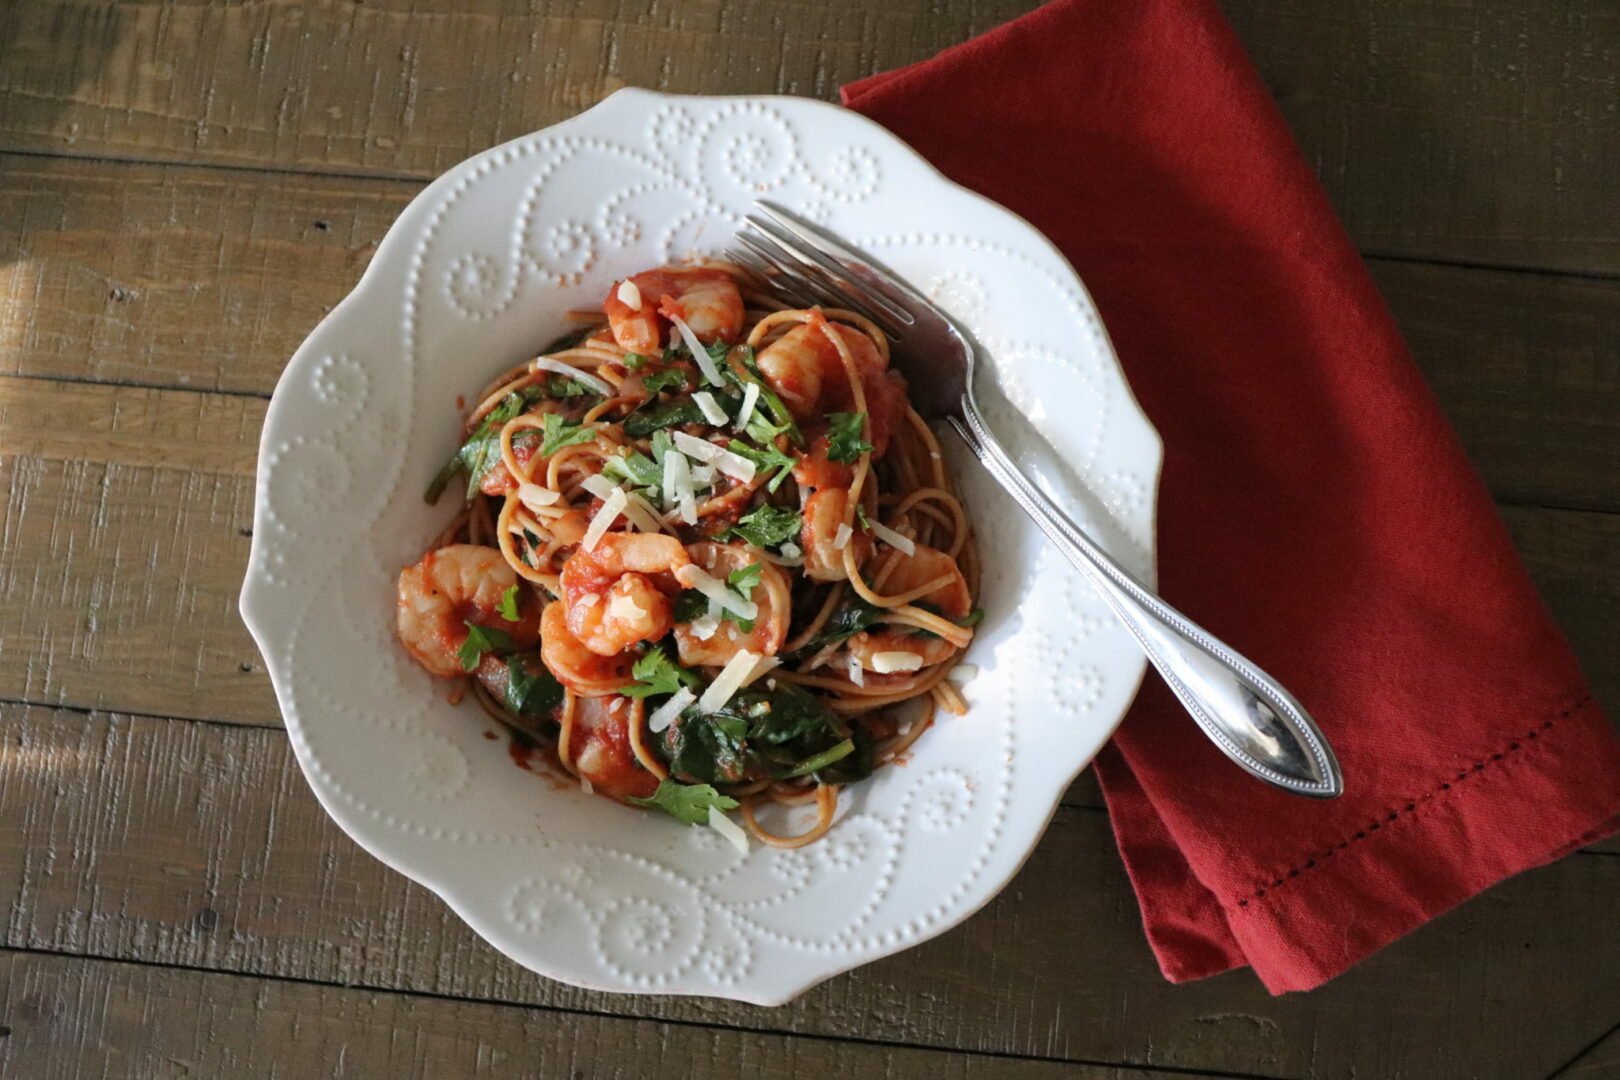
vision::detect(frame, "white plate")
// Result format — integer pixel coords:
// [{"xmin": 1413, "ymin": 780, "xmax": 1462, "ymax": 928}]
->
[{"xmin": 241, "ymin": 89, "xmax": 1162, "ymax": 1005}]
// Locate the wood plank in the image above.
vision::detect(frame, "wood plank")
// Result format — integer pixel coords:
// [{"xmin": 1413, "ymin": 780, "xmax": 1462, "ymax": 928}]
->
[
  {"xmin": 1551, "ymin": 1022, "xmax": 1620, "ymax": 1080},
  {"xmin": 0, "ymin": 379, "xmax": 275, "ymax": 724},
  {"xmin": 0, "ymin": 375, "xmax": 1614, "ymax": 746},
  {"xmin": 0, "ymin": 951, "xmax": 1228, "ymax": 1080},
  {"xmin": 1, "ymin": 1, "xmax": 1616, "ymax": 272},
  {"xmin": 1223, "ymin": 0, "xmax": 1620, "ymax": 273},
  {"xmin": 1370, "ymin": 260, "xmax": 1620, "ymax": 513},
  {"xmin": 4, "ymin": 152, "xmax": 1618, "ymax": 510},
  {"xmin": 2, "ymin": 703, "xmax": 1618, "ymax": 1080}
]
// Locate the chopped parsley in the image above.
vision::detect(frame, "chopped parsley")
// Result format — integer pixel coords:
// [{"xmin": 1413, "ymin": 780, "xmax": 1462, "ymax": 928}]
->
[
  {"xmin": 496, "ymin": 584, "xmax": 522, "ymax": 622},
  {"xmin": 622, "ymin": 353, "xmax": 649, "ymax": 371},
  {"xmin": 727, "ymin": 504, "xmax": 802, "ymax": 549},
  {"xmin": 626, "ymin": 778, "xmax": 740, "ymax": 825},
  {"xmin": 617, "ymin": 646, "xmax": 704, "ymax": 699},
  {"xmin": 825, "ymin": 412, "xmax": 874, "ymax": 463},
  {"xmin": 726, "ymin": 438, "xmax": 795, "ymax": 492},
  {"xmin": 727, "ymin": 562, "xmax": 763, "ymax": 596},
  {"xmin": 457, "ymin": 621, "xmax": 513, "ymax": 673}
]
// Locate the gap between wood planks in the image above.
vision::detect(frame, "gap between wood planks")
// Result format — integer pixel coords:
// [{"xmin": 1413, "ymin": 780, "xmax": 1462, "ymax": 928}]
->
[
  {"xmin": 2, "ymin": 700, "xmax": 1617, "ymax": 1079},
  {"xmin": 0, "ymin": 945, "xmax": 1265, "ymax": 1080}
]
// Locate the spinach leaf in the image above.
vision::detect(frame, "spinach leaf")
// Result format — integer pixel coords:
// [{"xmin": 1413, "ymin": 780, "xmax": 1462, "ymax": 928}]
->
[
  {"xmin": 541, "ymin": 326, "xmax": 594, "ymax": 353},
  {"xmin": 539, "ymin": 414, "xmax": 598, "ymax": 458},
  {"xmin": 624, "ymin": 397, "xmax": 708, "ymax": 437},
  {"xmin": 640, "ymin": 368, "xmax": 688, "ymax": 394},
  {"xmin": 540, "ymin": 373, "xmax": 595, "ymax": 398},
  {"xmin": 672, "ymin": 589, "xmax": 709, "ymax": 624},
  {"xmin": 814, "ymin": 724, "xmax": 875, "ymax": 785},
  {"xmin": 664, "ymin": 710, "xmax": 750, "ymax": 783},
  {"xmin": 505, "ymin": 654, "xmax": 564, "ymax": 717},
  {"xmin": 825, "ymin": 412, "xmax": 874, "ymax": 463},
  {"xmin": 425, "ymin": 389, "xmax": 539, "ymax": 504},
  {"xmin": 731, "ymin": 346, "xmax": 802, "ymax": 446},
  {"xmin": 602, "ymin": 448, "xmax": 663, "ymax": 489},
  {"xmin": 626, "ymin": 778, "xmax": 740, "ymax": 825}
]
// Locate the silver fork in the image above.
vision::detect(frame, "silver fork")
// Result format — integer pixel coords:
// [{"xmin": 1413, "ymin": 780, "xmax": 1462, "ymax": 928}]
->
[{"xmin": 727, "ymin": 201, "xmax": 1343, "ymax": 799}]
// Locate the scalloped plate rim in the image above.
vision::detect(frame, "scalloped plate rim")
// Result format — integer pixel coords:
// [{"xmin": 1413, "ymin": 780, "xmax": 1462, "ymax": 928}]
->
[{"xmin": 240, "ymin": 87, "xmax": 1163, "ymax": 1006}]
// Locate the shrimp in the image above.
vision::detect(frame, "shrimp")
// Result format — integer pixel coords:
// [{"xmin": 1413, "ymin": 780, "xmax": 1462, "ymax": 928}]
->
[
  {"xmin": 847, "ymin": 543, "xmax": 971, "ymax": 671},
  {"xmin": 673, "ymin": 542, "xmax": 790, "ymax": 666},
  {"xmin": 540, "ymin": 602, "xmax": 637, "ymax": 696},
  {"xmin": 756, "ymin": 319, "xmax": 907, "ymax": 454},
  {"xmin": 397, "ymin": 544, "xmax": 541, "ymax": 678},
  {"xmin": 571, "ymin": 694, "xmax": 660, "ymax": 800},
  {"xmin": 603, "ymin": 267, "xmax": 745, "ymax": 354},
  {"xmin": 798, "ymin": 487, "xmax": 871, "ymax": 582},
  {"xmin": 559, "ymin": 532, "xmax": 692, "ymax": 656}
]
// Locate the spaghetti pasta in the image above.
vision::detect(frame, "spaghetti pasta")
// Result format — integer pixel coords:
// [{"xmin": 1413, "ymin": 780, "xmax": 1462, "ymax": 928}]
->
[{"xmin": 394, "ymin": 261, "xmax": 980, "ymax": 845}]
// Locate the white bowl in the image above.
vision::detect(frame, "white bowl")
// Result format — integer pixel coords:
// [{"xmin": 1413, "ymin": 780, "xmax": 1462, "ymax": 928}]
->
[{"xmin": 241, "ymin": 89, "xmax": 1162, "ymax": 1005}]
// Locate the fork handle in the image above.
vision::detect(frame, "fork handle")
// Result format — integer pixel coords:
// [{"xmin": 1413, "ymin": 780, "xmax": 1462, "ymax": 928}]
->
[{"xmin": 950, "ymin": 403, "xmax": 1342, "ymax": 798}]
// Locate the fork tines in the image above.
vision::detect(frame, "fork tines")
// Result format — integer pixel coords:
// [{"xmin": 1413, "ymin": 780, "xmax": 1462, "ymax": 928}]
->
[{"xmin": 725, "ymin": 204, "xmax": 913, "ymax": 339}]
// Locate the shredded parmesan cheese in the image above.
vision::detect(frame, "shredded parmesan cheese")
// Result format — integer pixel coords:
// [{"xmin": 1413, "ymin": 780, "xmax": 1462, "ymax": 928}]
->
[
  {"xmin": 530, "ymin": 355, "xmax": 613, "ymax": 396},
  {"xmin": 669, "ymin": 314, "xmax": 725, "ymax": 387},
  {"xmin": 872, "ymin": 651, "xmax": 924, "ymax": 674},
  {"xmin": 621, "ymin": 491, "xmax": 665, "ymax": 534},
  {"xmin": 672, "ymin": 432, "xmax": 756, "ymax": 483},
  {"xmin": 949, "ymin": 664, "xmax": 979, "ymax": 682},
  {"xmin": 869, "ymin": 520, "xmax": 916, "ymax": 556},
  {"xmin": 662, "ymin": 447, "xmax": 698, "ymax": 525},
  {"xmin": 735, "ymin": 382, "xmax": 760, "ymax": 428},
  {"xmin": 581, "ymin": 474, "xmax": 617, "ymax": 500},
  {"xmin": 699, "ymin": 650, "xmax": 760, "ymax": 713},
  {"xmin": 779, "ymin": 542, "xmax": 801, "ymax": 558},
  {"xmin": 615, "ymin": 278, "xmax": 642, "ymax": 311},
  {"xmin": 676, "ymin": 565, "xmax": 759, "ymax": 620},
  {"xmin": 692, "ymin": 391, "xmax": 729, "ymax": 426},
  {"xmin": 517, "ymin": 482, "xmax": 559, "ymax": 510},
  {"xmin": 845, "ymin": 652, "xmax": 865, "ymax": 687},
  {"xmin": 689, "ymin": 463, "xmax": 717, "ymax": 485},
  {"xmin": 648, "ymin": 687, "xmax": 695, "ymax": 733},
  {"xmin": 581, "ymin": 488, "xmax": 626, "ymax": 551},
  {"xmin": 689, "ymin": 614, "xmax": 721, "ymax": 640},
  {"xmin": 708, "ymin": 805, "xmax": 750, "ymax": 853},
  {"xmin": 580, "ymin": 776, "xmax": 594, "ymax": 794},
  {"xmin": 833, "ymin": 523, "xmax": 853, "ymax": 550},
  {"xmin": 742, "ymin": 655, "xmax": 781, "ymax": 687}
]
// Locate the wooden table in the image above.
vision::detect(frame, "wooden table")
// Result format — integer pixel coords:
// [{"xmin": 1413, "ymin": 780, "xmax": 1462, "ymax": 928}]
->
[{"xmin": 1, "ymin": 1, "xmax": 1616, "ymax": 1076}]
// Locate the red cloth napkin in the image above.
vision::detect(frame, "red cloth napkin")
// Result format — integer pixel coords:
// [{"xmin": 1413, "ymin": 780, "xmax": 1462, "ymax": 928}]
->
[{"xmin": 844, "ymin": 0, "xmax": 1620, "ymax": 993}]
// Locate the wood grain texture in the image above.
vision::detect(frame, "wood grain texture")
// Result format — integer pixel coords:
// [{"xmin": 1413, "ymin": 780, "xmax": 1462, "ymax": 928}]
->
[
  {"xmin": 0, "ymin": 951, "xmax": 1235, "ymax": 1080},
  {"xmin": 4, "ymin": 152, "xmax": 1617, "ymax": 511},
  {"xmin": 0, "ymin": 379, "xmax": 275, "ymax": 723},
  {"xmin": 0, "ymin": 1, "xmax": 1615, "ymax": 272},
  {"xmin": 0, "ymin": 374, "xmax": 1613, "ymax": 744},
  {"xmin": 2, "ymin": 702, "xmax": 1618, "ymax": 1080}
]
